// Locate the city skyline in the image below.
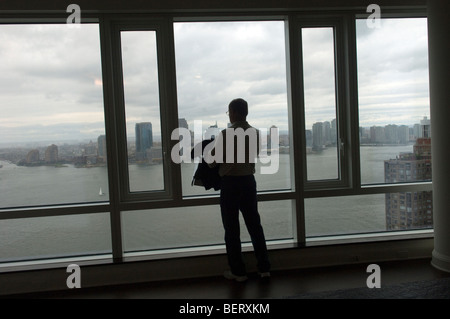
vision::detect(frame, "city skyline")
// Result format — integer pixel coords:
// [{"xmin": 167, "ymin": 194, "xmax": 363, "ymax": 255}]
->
[{"xmin": 0, "ymin": 115, "xmax": 432, "ymax": 150}]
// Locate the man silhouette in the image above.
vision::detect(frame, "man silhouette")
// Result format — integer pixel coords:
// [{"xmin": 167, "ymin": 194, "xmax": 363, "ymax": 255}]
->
[{"xmin": 208, "ymin": 98, "xmax": 271, "ymax": 282}]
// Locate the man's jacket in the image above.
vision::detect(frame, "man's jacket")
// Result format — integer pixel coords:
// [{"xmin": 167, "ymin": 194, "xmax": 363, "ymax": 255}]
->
[{"xmin": 191, "ymin": 139, "xmax": 221, "ymax": 191}]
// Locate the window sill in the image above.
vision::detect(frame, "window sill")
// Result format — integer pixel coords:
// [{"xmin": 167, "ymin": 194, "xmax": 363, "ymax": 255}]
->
[{"xmin": 306, "ymin": 229, "xmax": 434, "ymax": 246}]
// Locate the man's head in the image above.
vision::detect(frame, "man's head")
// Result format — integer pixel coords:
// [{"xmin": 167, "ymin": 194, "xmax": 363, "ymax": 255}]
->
[{"xmin": 228, "ymin": 98, "xmax": 248, "ymax": 123}]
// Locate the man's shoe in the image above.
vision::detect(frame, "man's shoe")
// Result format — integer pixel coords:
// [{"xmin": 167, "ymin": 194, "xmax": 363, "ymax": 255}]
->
[{"xmin": 223, "ymin": 270, "xmax": 248, "ymax": 282}]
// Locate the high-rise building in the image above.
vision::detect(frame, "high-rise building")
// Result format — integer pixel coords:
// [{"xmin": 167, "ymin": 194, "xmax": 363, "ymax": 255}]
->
[
  {"xmin": 398, "ymin": 125, "xmax": 409, "ymax": 144},
  {"xmin": 135, "ymin": 122, "xmax": 153, "ymax": 161},
  {"xmin": 385, "ymin": 124, "xmax": 399, "ymax": 144},
  {"xmin": 419, "ymin": 116, "xmax": 431, "ymax": 138},
  {"xmin": 385, "ymin": 119, "xmax": 432, "ymax": 230},
  {"xmin": 413, "ymin": 123, "xmax": 421, "ymax": 139},
  {"xmin": 312, "ymin": 122, "xmax": 324, "ymax": 152},
  {"xmin": 330, "ymin": 119, "xmax": 337, "ymax": 146},
  {"xmin": 83, "ymin": 140, "xmax": 97, "ymax": 156},
  {"xmin": 45, "ymin": 144, "xmax": 58, "ymax": 163},
  {"xmin": 305, "ymin": 129, "xmax": 312, "ymax": 148},
  {"xmin": 98, "ymin": 135, "xmax": 107, "ymax": 162},
  {"xmin": 178, "ymin": 118, "xmax": 188, "ymax": 130},
  {"xmin": 26, "ymin": 149, "xmax": 40, "ymax": 164},
  {"xmin": 370, "ymin": 126, "xmax": 385, "ymax": 144}
]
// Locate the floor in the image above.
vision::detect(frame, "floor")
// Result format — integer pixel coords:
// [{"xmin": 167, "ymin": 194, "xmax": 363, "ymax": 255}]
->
[{"xmin": 6, "ymin": 258, "xmax": 450, "ymax": 299}]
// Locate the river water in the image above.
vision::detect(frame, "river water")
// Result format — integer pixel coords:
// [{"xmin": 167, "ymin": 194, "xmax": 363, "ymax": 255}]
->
[{"xmin": 0, "ymin": 145, "xmax": 427, "ymax": 262}]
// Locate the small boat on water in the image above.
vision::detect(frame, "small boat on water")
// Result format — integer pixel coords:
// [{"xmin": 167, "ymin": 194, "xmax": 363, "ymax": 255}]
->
[{"xmin": 99, "ymin": 187, "xmax": 105, "ymax": 196}]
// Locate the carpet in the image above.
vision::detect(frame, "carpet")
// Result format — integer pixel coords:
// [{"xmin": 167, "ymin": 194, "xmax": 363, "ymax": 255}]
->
[{"xmin": 284, "ymin": 277, "xmax": 450, "ymax": 299}]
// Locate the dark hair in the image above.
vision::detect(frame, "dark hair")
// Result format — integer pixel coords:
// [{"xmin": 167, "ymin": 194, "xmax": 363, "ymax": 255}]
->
[{"xmin": 229, "ymin": 98, "xmax": 248, "ymax": 118}]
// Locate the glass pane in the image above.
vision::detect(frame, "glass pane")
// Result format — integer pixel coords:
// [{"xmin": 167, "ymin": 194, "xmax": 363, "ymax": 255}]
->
[
  {"xmin": 386, "ymin": 191, "xmax": 432, "ymax": 230},
  {"xmin": 0, "ymin": 213, "xmax": 112, "ymax": 263},
  {"xmin": 173, "ymin": 21, "xmax": 290, "ymax": 197},
  {"xmin": 122, "ymin": 200, "xmax": 293, "ymax": 252},
  {"xmin": 302, "ymin": 28, "xmax": 339, "ymax": 181},
  {"xmin": 305, "ymin": 192, "xmax": 432, "ymax": 238},
  {"xmin": 0, "ymin": 24, "xmax": 108, "ymax": 208},
  {"xmin": 120, "ymin": 31, "xmax": 164, "ymax": 192},
  {"xmin": 356, "ymin": 18, "xmax": 431, "ymax": 185}
]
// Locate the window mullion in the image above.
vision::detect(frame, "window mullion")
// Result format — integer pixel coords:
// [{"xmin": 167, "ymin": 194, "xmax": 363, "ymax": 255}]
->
[
  {"xmin": 159, "ymin": 18, "xmax": 183, "ymax": 203},
  {"xmin": 345, "ymin": 13, "xmax": 362, "ymax": 194},
  {"xmin": 100, "ymin": 17, "xmax": 124, "ymax": 262},
  {"xmin": 286, "ymin": 15, "xmax": 307, "ymax": 246}
]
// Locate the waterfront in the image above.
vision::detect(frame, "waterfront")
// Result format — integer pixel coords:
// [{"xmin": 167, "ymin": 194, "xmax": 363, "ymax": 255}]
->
[{"xmin": 0, "ymin": 144, "xmax": 430, "ymax": 262}]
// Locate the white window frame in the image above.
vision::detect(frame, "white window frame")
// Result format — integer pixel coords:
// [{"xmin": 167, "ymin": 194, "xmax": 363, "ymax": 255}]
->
[
  {"xmin": 0, "ymin": 7, "xmax": 434, "ymax": 268},
  {"xmin": 104, "ymin": 18, "xmax": 181, "ymax": 204}
]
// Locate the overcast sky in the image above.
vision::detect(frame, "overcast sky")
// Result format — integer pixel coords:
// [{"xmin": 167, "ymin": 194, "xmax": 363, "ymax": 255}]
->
[
  {"xmin": 0, "ymin": 24, "xmax": 104, "ymax": 145},
  {"xmin": 355, "ymin": 18, "xmax": 430, "ymax": 128},
  {"xmin": 0, "ymin": 18, "xmax": 430, "ymax": 145}
]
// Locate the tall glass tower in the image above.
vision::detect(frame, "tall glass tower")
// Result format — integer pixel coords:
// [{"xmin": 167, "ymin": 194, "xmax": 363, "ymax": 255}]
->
[{"xmin": 135, "ymin": 122, "xmax": 153, "ymax": 159}]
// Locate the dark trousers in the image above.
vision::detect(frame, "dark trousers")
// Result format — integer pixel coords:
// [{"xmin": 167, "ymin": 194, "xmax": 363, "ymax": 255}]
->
[{"xmin": 220, "ymin": 175, "xmax": 270, "ymax": 276}]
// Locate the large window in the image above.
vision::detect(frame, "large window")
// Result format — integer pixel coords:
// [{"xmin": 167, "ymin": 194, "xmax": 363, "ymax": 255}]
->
[
  {"xmin": 303, "ymin": 17, "xmax": 432, "ymax": 238},
  {"xmin": 305, "ymin": 194, "xmax": 388, "ymax": 237},
  {"xmin": 122, "ymin": 200, "xmax": 293, "ymax": 254},
  {"xmin": 119, "ymin": 20, "xmax": 294, "ymax": 255},
  {"xmin": 356, "ymin": 18, "xmax": 431, "ymax": 186},
  {"xmin": 0, "ymin": 12, "xmax": 433, "ymax": 267},
  {"xmin": 305, "ymin": 190, "xmax": 432, "ymax": 238},
  {"xmin": 0, "ymin": 213, "xmax": 111, "ymax": 263},
  {"xmin": 0, "ymin": 24, "xmax": 107, "ymax": 208},
  {"xmin": 356, "ymin": 18, "xmax": 432, "ymax": 232},
  {"xmin": 302, "ymin": 27, "xmax": 340, "ymax": 181},
  {"xmin": 174, "ymin": 21, "xmax": 291, "ymax": 197},
  {"xmin": 120, "ymin": 30, "xmax": 164, "ymax": 193}
]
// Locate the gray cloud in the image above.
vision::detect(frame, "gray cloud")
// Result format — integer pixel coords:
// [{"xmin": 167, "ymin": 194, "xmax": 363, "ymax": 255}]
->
[
  {"xmin": 355, "ymin": 18, "xmax": 430, "ymax": 126},
  {"xmin": 0, "ymin": 18, "xmax": 431, "ymax": 144},
  {"xmin": 174, "ymin": 21, "xmax": 289, "ymax": 131},
  {"xmin": 0, "ymin": 24, "xmax": 104, "ymax": 131}
]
